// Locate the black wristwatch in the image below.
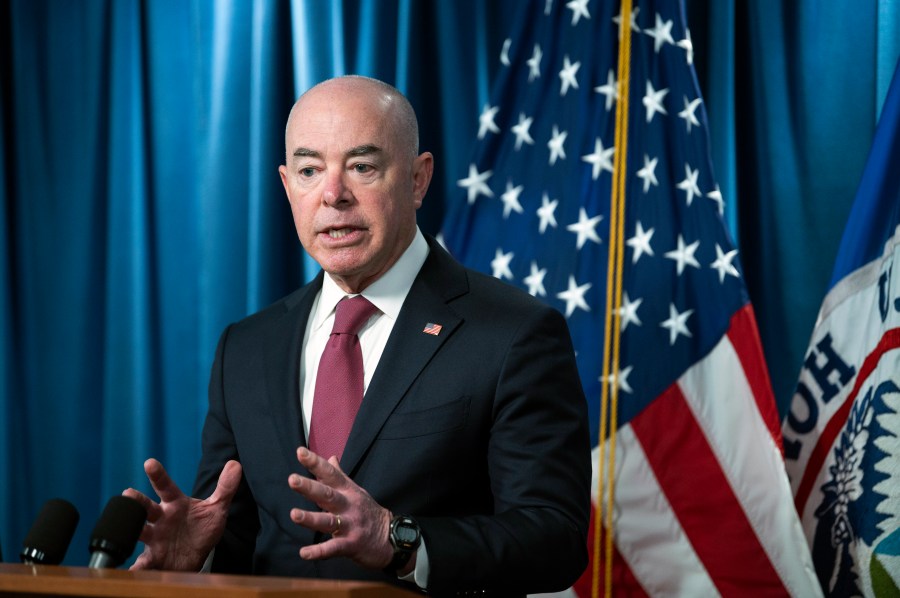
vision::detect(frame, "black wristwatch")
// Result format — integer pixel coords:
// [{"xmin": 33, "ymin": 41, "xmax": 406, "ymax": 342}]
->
[{"xmin": 385, "ymin": 514, "xmax": 421, "ymax": 574}]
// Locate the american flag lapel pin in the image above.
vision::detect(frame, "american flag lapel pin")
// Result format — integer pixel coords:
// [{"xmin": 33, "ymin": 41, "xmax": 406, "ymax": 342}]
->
[{"xmin": 422, "ymin": 322, "xmax": 442, "ymax": 336}]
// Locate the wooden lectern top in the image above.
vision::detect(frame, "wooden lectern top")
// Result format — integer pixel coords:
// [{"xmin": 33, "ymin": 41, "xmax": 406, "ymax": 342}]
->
[{"xmin": 0, "ymin": 563, "xmax": 419, "ymax": 597}]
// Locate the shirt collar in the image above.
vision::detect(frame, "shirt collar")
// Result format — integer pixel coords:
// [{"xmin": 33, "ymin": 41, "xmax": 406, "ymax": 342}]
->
[{"xmin": 312, "ymin": 228, "xmax": 430, "ymax": 331}]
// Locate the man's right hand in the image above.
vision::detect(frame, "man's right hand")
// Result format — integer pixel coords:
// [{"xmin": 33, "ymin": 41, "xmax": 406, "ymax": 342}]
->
[{"xmin": 123, "ymin": 458, "xmax": 242, "ymax": 571}]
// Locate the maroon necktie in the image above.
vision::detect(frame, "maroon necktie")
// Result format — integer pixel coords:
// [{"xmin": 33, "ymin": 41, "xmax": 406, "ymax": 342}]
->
[{"xmin": 308, "ymin": 295, "xmax": 379, "ymax": 461}]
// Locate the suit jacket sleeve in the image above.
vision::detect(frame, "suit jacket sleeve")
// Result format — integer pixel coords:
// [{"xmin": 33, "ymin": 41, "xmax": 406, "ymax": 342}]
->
[
  {"xmin": 418, "ymin": 301, "xmax": 590, "ymax": 595},
  {"xmin": 192, "ymin": 324, "xmax": 260, "ymax": 574}
]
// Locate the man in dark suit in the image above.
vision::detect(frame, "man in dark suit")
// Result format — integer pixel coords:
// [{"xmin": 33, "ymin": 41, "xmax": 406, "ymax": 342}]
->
[{"xmin": 125, "ymin": 75, "xmax": 590, "ymax": 595}]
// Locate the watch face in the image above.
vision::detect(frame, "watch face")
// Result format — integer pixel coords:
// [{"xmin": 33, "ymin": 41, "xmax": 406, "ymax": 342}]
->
[
  {"xmin": 395, "ymin": 525, "xmax": 418, "ymax": 545},
  {"xmin": 392, "ymin": 516, "xmax": 421, "ymax": 551}
]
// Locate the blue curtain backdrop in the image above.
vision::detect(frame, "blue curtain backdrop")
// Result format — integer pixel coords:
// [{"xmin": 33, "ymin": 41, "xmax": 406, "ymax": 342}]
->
[{"xmin": 1, "ymin": 0, "xmax": 898, "ymax": 567}]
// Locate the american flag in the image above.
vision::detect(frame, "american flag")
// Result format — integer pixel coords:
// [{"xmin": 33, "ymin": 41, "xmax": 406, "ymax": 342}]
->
[
  {"xmin": 441, "ymin": 0, "xmax": 820, "ymax": 595},
  {"xmin": 422, "ymin": 322, "xmax": 443, "ymax": 336}
]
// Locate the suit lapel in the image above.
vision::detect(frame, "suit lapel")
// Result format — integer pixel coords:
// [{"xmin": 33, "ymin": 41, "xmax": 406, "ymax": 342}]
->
[
  {"xmin": 340, "ymin": 239, "xmax": 468, "ymax": 475},
  {"xmin": 262, "ymin": 273, "xmax": 323, "ymax": 471}
]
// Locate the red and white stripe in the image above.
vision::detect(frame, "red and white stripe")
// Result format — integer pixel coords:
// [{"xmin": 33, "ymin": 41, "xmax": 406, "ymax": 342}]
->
[{"xmin": 574, "ymin": 306, "xmax": 821, "ymax": 597}]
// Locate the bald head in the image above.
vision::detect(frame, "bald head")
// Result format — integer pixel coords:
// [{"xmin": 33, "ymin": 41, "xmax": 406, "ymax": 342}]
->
[
  {"xmin": 277, "ymin": 74, "xmax": 434, "ymax": 293},
  {"xmin": 285, "ymin": 76, "xmax": 420, "ymax": 162}
]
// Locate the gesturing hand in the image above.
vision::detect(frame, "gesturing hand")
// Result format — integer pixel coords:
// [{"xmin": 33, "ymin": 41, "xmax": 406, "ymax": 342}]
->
[
  {"xmin": 123, "ymin": 458, "xmax": 242, "ymax": 572},
  {"xmin": 288, "ymin": 447, "xmax": 394, "ymax": 571}
]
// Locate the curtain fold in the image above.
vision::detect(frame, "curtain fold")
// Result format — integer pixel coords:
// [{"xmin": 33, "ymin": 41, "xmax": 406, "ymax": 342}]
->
[
  {"xmin": 1, "ymin": 0, "xmax": 897, "ymax": 569},
  {"xmin": 3, "ymin": 1, "xmax": 115, "ymax": 557},
  {"xmin": 100, "ymin": 0, "xmax": 158, "ymax": 501},
  {"xmin": 737, "ymin": 0, "xmax": 886, "ymax": 402}
]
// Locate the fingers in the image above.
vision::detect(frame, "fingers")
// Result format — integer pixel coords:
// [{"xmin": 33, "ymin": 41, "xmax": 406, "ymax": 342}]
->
[
  {"xmin": 122, "ymin": 488, "xmax": 163, "ymax": 523},
  {"xmin": 289, "ymin": 508, "xmax": 343, "ymax": 536},
  {"xmin": 299, "ymin": 540, "xmax": 334, "ymax": 561},
  {"xmin": 289, "ymin": 448, "xmax": 394, "ymax": 570},
  {"xmin": 129, "ymin": 549, "xmax": 154, "ymax": 571},
  {"xmin": 209, "ymin": 460, "xmax": 243, "ymax": 505},
  {"xmin": 296, "ymin": 447, "xmax": 347, "ymax": 486},
  {"xmin": 288, "ymin": 472, "xmax": 341, "ymax": 512},
  {"xmin": 295, "ymin": 446, "xmax": 323, "ymax": 471},
  {"xmin": 143, "ymin": 458, "xmax": 185, "ymax": 504},
  {"xmin": 292, "ymin": 510, "xmax": 349, "ymax": 562}
]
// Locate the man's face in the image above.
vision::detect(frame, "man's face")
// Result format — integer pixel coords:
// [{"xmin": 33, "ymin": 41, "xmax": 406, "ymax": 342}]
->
[{"xmin": 278, "ymin": 80, "xmax": 432, "ymax": 293}]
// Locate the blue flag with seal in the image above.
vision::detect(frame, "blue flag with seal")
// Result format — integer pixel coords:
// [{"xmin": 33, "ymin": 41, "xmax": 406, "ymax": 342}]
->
[{"xmin": 783, "ymin": 57, "xmax": 900, "ymax": 597}]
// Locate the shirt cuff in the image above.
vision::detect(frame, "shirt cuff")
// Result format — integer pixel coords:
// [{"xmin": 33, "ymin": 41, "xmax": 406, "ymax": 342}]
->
[
  {"xmin": 199, "ymin": 549, "xmax": 215, "ymax": 573},
  {"xmin": 398, "ymin": 536, "xmax": 429, "ymax": 589}
]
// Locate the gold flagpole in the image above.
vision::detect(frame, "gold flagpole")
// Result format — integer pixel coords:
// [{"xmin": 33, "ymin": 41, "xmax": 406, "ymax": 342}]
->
[{"xmin": 594, "ymin": 1, "xmax": 632, "ymax": 596}]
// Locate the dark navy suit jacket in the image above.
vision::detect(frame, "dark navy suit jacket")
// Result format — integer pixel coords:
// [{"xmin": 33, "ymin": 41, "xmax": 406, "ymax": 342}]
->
[{"xmin": 193, "ymin": 236, "xmax": 591, "ymax": 595}]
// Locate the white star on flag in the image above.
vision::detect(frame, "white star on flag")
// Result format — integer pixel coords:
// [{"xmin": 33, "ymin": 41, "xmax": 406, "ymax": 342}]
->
[
  {"xmin": 556, "ymin": 275, "xmax": 591, "ymax": 318},
  {"xmin": 527, "ymin": 44, "xmax": 543, "ymax": 82},
  {"xmin": 707, "ymin": 185, "xmax": 725, "ymax": 215},
  {"xmin": 457, "ymin": 164, "xmax": 493, "ymax": 204},
  {"xmin": 612, "ymin": 5, "xmax": 641, "ymax": 38},
  {"xmin": 558, "ymin": 55, "xmax": 581, "ymax": 96},
  {"xmin": 618, "ymin": 292, "xmax": 643, "ymax": 330},
  {"xmin": 643, "ymin": 80, "xmax": 669, "ymax": 123},
  {"xmin": 536, "ymin": 193, "xmax": 558, "ymax": 234},
  {"xmin": 710, "ymin": 243, "xmax": 740, "ymax": 283},
  {"xmin": 500, "ymin": 38, "xmax": 511, "ymax": 66},
  {"xmin": 478, "ymin": 104, "xmax": 501, "ymax": 139},
  {"xmin": 490, "ymin": 248, "xmax": 514, "ymax": 280},
  {"xmin": 523, "ymin": 261, "xmax": 548, "ymax": 297},
  {"xmin": 676, "ymin": 163, "xmax": 702, "ymax": 206},
  {"xmin": 594, "ymin": 68, "xmax": 618, "ymax": 111},
  {"xmin": 511, "ymin": 113, "xmax": 535, "ymax": 150},
  {"xmin": 664, "ymin": 234, "xmax": 701, "ymax": 275},
  {"xmin": 566, "ymin": 207, "xmax": 603, "ymax": 250},
  {"xmin": 660, "ymin": 303, "xmax": 694, "ymax": 345},
  {"xmin": 548, "ymin": 125, "xmax": 568, "ymax": 165},
  {"xmin": 678, "ymin": 28, "xmax": 694, "ymax": 65},
  {"xmin": 644, "ymin": 12, "xmax": 675, "ymax": 53},
  {"xmin": 566, "ymin": 0, "xmax": 590, "ymax": 25},
  {"xmin": 636, "ymin": 154, "xmax": 659, "ymax": 192},
  {"xmin": 626, "ymin": 221, "xmax": 655, "ymax": 263},
  {"xmin": 581, "ymin": 137, "xmax": 615, "ymax": 180},
  {"xmin": 678, "ymin": 96, "xmax": 702, "ymax": 133},
  {"xmin": 603, "ymin": 365, "xmax": 634, "ymax": 394},
  {"xmin": 500, "ymin": 181, "xmax": 525, "ymax": 218}
]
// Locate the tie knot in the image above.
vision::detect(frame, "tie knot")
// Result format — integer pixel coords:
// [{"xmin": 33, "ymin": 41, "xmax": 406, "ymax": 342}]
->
[{"xmin": 332, "ymin": 296, "xmax": 378, "ymax": 335}]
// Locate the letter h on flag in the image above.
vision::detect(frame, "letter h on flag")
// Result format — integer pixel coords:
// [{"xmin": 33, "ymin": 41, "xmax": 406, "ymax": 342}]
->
[{"xmin": 441, "ymin": 0, "xmax": 820, "ymax": 595}]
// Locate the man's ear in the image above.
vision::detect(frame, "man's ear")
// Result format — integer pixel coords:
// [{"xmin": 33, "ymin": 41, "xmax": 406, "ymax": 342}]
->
[
  {"xmin": 411, "ymin": 152, "xmax": 434, "ymax": 208},
  {"xmin": 278, "ymin": 164, "xmax": 290, "ymax": 198}
]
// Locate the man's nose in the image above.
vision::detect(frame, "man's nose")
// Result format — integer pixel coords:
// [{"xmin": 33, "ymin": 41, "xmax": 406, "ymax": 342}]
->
[{"xmin": 322, "ymin": 172, "xmax": 352, "ymax": 206}]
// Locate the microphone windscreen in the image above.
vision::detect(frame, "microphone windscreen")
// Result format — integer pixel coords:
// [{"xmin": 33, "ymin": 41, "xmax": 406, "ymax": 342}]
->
[
  {"xmin": 88, "ymin": 496, "xmax": 147, "ymax": 567},
  {"xmin": 20, "ymin": 498, "xmax": 80, "ymax": 565}
]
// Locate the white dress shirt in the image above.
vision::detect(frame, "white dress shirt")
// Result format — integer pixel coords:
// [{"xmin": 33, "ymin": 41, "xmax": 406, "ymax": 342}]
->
[
  {"xmin": 299, "ymin": 228, "xmax": 429, "ymax": 438},
  {"xmin": 299, "ymin": 227, "xmax": 431, "ymax": 587}
]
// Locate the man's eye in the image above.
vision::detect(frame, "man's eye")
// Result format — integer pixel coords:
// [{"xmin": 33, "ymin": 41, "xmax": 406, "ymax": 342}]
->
[
  {"xmin": 353, "ymin": 163, "xmax": 372, "ymax": 174},
  {"xmin": 299, "ymin": 167, "xmax": 316, "ymax": 177}
]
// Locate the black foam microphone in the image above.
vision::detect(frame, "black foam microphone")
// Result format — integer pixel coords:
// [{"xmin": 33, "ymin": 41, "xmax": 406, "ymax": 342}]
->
[
  {"xmin": 20, "ymin": 498, "xmax": 80, "ymax": 565},
  {"xmin": 87, "ymin": 496, "xmax": 147, "ymax": 569}
]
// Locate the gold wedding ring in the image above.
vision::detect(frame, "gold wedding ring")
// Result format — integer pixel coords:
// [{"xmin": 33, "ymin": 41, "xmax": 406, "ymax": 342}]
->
[{"xmin": 333, "ymin": 514, "xmax": 342, "ymax": 535}]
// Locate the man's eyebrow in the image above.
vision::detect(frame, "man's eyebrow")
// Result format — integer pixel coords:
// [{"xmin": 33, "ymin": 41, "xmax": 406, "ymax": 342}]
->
[
  {"xmin": 292, "ymin": 147, "xmax": 320, "ymax": 159},
  {"xmin": 345, "ymin": 144, "xmax": 382, "ymax": 158},
  {"xmin": 290, "ymin": 145, "xmax": 382, "ymax": 160}
]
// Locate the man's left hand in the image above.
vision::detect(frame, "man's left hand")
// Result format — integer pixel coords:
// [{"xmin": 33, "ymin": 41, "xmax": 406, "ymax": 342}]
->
[{"xmin": 288, "ymin": 447, "xmax": 394, "ymax": 570}]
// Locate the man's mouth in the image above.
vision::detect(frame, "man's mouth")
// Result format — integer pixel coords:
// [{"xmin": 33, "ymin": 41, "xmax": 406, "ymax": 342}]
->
[
  {"xmin": 327, "ymin": 227, "xmax": 357, "ymax": 239},
  {"xmin": 323, "ymin": 226, "xmax": 366, "ymax": 240}
]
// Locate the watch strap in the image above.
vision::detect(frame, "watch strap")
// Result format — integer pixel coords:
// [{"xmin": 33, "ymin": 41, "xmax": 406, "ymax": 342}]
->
[
  {"xmin": 385, "ymin": 548, "xmax": 414, "ymax": 574},
  {"xmin": 384, "ymin": 514, "xmax": 420, "ymax": 575}
]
